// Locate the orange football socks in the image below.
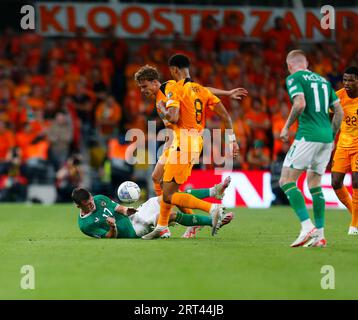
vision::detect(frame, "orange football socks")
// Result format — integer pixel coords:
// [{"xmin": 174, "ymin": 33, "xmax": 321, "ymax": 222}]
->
[
  {"xmin": 157, "ymin": 200, "xmax": 172, "ymax": 227},
  {"xmin": 334, "ymin": 186, "xmax": 352, "ymax": 214},
  {"xmin": 171, "ymin": 193, "xmax": 212, "ymax": 213}
]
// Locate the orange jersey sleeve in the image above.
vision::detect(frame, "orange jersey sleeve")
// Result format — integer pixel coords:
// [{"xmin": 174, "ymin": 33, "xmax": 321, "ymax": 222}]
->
[
  {"xmin": 156, "ymin": 80, "xmax": 177, "ymax": 127},
  {"xmin": 336, "ymin": 88, "xmax": 358, "ymax": 149}
]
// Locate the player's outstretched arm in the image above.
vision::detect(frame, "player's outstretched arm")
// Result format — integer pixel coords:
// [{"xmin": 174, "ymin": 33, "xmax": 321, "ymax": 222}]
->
[
  {"xmin": 206, "ymin": 87, "xmax": 248, "ymax": 100},
  {"xmin": 331, "ymin": 100, "xmax": 344, "ymax": 138},
  {"xmin": 115, "ymin": 205, "xmax": 137, "ymax": 216},
  {"xmin": 280, "ymin": 94, "xmax": 306, "ymax": 142},
  {"xmin": 105, "ymin": 217, "xmax": 118, "ymax": 238}
]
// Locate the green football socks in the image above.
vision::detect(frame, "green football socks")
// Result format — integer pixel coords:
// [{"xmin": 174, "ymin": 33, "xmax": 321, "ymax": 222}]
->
[
  {"xmin": 185, "ymin": 188, "xmax": 210, "ymax": 199},
  {"xmin": 175, "ymin": 212, "xmax": 212, "ymax": 226},
  {"xmin": 281, "ymin": 182, "xmax": 310, "ymax": 222},
  {"xmin": 310, "ymin": 186, "xmax": 325, "ymax": 229}
]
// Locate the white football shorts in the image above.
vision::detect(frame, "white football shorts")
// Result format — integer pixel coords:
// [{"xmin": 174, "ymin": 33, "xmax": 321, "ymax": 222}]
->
[
  {"xmin": 283, "ymin": 137, "xmax": 333, "ymax": 175},
  {"xmin": 129, "ymin": 196, "xmax": 160, "ymax": 237}
]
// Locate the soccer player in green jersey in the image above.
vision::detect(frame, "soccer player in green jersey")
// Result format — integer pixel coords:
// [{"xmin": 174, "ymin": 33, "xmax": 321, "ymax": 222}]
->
[
  {"xmin": 279, "ymin": 50, "xmax": 343, "ymax": 248},
  {"xmin": 73, "ymin": 181, "xmax": 233, "ymax": 239}
]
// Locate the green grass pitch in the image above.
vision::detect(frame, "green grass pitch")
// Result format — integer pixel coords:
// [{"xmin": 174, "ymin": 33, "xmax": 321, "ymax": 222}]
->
[{"xmin": 0, "ymin": 204, "xmax": 357, "ymax": 300}]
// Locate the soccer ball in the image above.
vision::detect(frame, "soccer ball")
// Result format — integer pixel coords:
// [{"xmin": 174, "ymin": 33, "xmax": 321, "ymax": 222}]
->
[{"xmin": 117, "ymin": 181, "xmax": 141, "ymax": 203}]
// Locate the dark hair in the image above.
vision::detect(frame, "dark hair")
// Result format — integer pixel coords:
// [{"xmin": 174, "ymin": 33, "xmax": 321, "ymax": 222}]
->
[
  {"xmin": 344, "ymin": 66, "xmax": 358, "ymax": 77},
  {"xmin": 71, "ymin": 188, "xmax": 91, "ymax": 205},
  {"xmin": 168, "ymin": 54, "xmax": 190, "ymax": 69}
]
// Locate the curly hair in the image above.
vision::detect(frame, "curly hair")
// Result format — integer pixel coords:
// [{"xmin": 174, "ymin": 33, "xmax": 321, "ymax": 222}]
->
[{"xmin": 134, "ymin": 65, "xmax": 160, "ymax": 83}]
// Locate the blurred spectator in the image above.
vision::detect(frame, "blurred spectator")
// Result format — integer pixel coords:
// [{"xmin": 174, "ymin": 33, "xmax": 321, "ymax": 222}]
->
[
  {"xmin": 336, "ymin": 16, "xmax": 358, "ymax": 63},
  {"xmin": 264, "ymin": 17, "xmax": 293, "ymax": 54},
  {"xmin": 271, "ymin": 103, "xmax": 296, "ymax": 161},
  {"xmin": 0, "ymin": 147, "xmax": 27, "ymax": 202},
  {"xmin": 22, "ymin": 133, "xmax": 49, "ymax": 184},
  {"xmin": 100, "ymin": 26, "xmax": 128, "ymax": 69},
  {"xmin": 15, "ymin": 122, "xmax": 37, "ymax": 159},
  {"xmin": 218, "ymin": 13, "xmax": 244, "ymax": 65},
  {"xmin": 263, "ymin": 38, "xmax": 284, "ymax": 74},
  {"xmin": 56, "ymin": 154, "xmax": 84, "ymax": 202},
  {"xmin": 95, "ymin": 95, "xmax": 122, "ymax": 140},
  {"xmin": 247, "ymin": 140, "xmax": 271, "ymax": 170},
  {"xmin": 0, "ymin": 120, "xmax": 15, "ymax": 174},
  {"xmin": 245, "ymin": 98, "xmax": 271, "ymax": 144},
  {"xmin": 195, "ymin": 15, "xmax": 219, "ymax": 59},
  {"xmin": 10, "ymin": 94, "xmax": 34, "ymax": 131},
  {"xmin": 311, "ymin": 48, "xmax": 333, "ymax": 76},
  {"xmin": 72, "ymin": 81, "xmax": 95, "ymax": 144},
  {"xmin": 232, "ymin": 105, "xmax": 250, "ymax": 169},
  {"xmin": 327, "ymin": 60, "xmax": 342, "ymax": 90},
  {"xmin": 88, "ymin": 138, "xmax": 111, "ymax": 196},
  {"xmin": 90, "ymin": 68, "xmax": 108, "ymax": 102},
  {"xmin": 137, "ymin": 31, "xmax": 166, "ymax": 65},
  {"xmin": 169, "ymin": 32, "xmax": 195, "ymax": 60},
  {"xmin": 28, "ymin": 85, "xmax": 45, "ymax": 110},
  {"xmin": 107, "ymin": 137, "xmax": 134, "ymax": 197},
  {"xmin": 48, "ymin": 112, "xmax": 73, "ymax": 171}
]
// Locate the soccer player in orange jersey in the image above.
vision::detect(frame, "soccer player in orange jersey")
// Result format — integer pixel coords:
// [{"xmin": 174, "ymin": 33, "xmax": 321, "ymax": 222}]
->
[
  {"xmin": 331, "ymin": 67, "xmax": 358, "ymax": 235},
  {"xmin": 142, "ymin": 54, "xmax": 240, "ymax": 240},
  {"xmin": 134, "ymin": 66, "xmax": 246, "ymax": 197}
]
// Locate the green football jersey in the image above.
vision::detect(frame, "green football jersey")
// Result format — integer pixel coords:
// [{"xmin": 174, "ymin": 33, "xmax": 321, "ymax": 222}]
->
[
  {"xmin": 286, "ymin": 70, "xmax": 339, "ymax": 143},
  {"xmin": 78, "ymin": 195, "xmax": 138, "ymax": 239}
]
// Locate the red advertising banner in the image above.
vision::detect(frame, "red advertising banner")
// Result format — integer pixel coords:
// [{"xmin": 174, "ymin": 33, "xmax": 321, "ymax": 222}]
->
[
  {"xmin": 181, "ymin": 170, "xmax": 352, "ymax": 209},
  {"xmin": 35, "ymin": 3, "xmax": 358, "ymax": 40}
]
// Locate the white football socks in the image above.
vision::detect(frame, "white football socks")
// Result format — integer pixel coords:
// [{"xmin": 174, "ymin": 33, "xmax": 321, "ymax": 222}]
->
[{"xmin": 301, "ymin": 219, "xmax": 315, "ymax": 233}]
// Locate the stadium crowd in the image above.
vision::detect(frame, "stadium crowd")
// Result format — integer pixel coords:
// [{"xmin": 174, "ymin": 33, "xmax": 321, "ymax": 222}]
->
[{"xmin": 0, "ymin": 14, "xmax": 357, "ymax": 202}]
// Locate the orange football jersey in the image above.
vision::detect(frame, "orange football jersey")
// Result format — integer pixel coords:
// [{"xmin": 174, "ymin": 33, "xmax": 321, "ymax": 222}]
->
[
  {"xmin": 167, "ymin": 78, "xmax": 220, "ymax": 132},
  {"xmin": 336, "ymin": 88, "xmax": 358, "ymax": 149}
]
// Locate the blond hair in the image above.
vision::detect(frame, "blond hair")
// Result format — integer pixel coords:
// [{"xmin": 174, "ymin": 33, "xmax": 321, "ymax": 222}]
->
[
  {"xmin": 134, "ymin": 65, "xmax": 160, "ymax": 83},
  {"xmin": 286, "ymin": 50, "xmax": 307, "ymax": 64}
]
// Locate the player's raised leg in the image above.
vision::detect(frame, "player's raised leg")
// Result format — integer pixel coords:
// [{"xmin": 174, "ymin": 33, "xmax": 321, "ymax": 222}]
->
[
  {"xmin": 182, "ymin": 176, "xmax": 231, "ymax": 238},
  {"xmin": 171, "ymin": 211, "xmax": 234, "ymax": 229},
  {"xmin": 280, "ymin": 167, "xmax": 317, "ymax": 247},
  {"xmin": 169, "ymin": 188, "xmax": 224, "ymax": 236},
  {"xmin": 185, "ymin": 176, "xmax": 231, "ymax": 200}
]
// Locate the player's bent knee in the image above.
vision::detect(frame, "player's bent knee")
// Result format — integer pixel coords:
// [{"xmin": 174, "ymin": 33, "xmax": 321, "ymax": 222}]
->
[{"xmin": 163, "ymin": 193, "xmax": 172, "ymax": 204}]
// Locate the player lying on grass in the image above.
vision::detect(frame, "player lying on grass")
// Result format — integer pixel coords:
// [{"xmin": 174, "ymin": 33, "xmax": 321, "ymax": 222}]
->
[{"xmin": 73, "ymin": 181, "xmax": 233, "ymax": 239}]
